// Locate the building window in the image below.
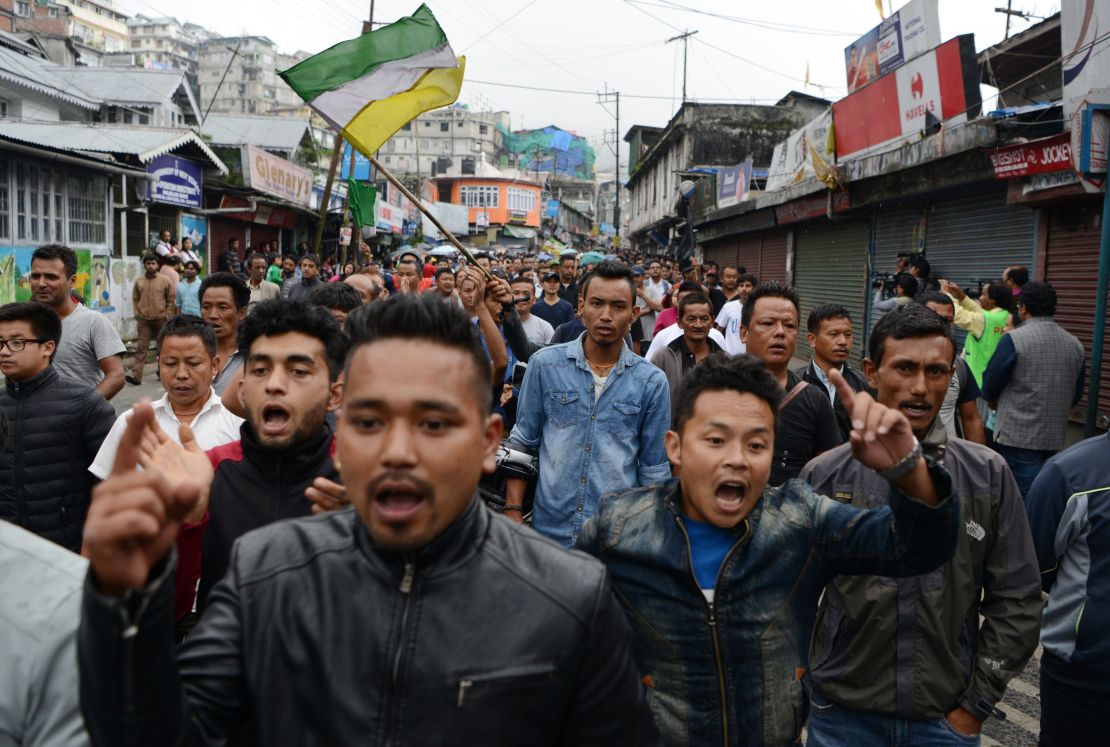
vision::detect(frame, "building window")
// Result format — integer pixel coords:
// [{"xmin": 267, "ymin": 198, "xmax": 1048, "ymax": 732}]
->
[
  {"xmin": 15, "ymin": 1, "xmax": 31, "ymax": 17},
  {"xmin": 68, "ymin": 173, "xmax": 107, "ymax": 245},
  {"xmin": 479, "ymin": 124, "xmax": 488, "ymax": 135},
  {"xmin": 15, "ymin": 163, "xmax": 26, "ymax": 240},
  {"xmin": 424, "ymin": 121, "xmax": 431, "ymax": 128},
  {"xmin": 0, "ymin": 98, "xmax": 7, "ymax": 118},
  {"xmin": 401, "ymin": 122, "xmax": 411, "ymax": 131},
  {"xmin": 440, "ymin": 122, "xmax": 449, "ymax": 132},
  {"xmin": 507, "ymin": 187, "xmax": 535, "ymax": 213},
  {"xmin": 460, "ymin": 185, "xmax": 499, "ymax": 208}
]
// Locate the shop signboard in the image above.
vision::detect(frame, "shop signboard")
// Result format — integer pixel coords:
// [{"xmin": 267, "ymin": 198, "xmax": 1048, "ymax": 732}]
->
[
  {"xmin": 241, "ymin": 144, "xmax": 313, "ymax": 208},
  {"xmin": 832, "ymin": 35, "xmax": 980, "ymax": 159},
  {"xmin": 715, "ymin": 159, "xmax": 753, "ymax": 208},
  {"xmin": 844, "ymin": 0, "xmax": 940, "ymax": 92},
  {"xmin": 989, "ymin": 133, "xmax": 1073, "ymax": 179},
  {"xmin": 148, "ymin": 155, "xmax": 202, "ymax": 208}
]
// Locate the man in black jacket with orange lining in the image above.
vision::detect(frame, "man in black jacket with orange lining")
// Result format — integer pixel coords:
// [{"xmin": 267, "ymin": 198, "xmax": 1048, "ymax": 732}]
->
[{"xmin": 78, "ymin": 294, "xmax": 656, "ymax": 746}]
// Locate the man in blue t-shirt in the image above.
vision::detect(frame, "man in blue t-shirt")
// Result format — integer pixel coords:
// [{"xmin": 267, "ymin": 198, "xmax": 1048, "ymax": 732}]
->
[
  {"xmin": 577, "ymin": 353, "xmax": 958, "ymax": 746},
  {"xmin": 531, "ymin": 270, "xmax": 575, "ymax": 330},
  {"xmin": 176, "ymin": 260, "xmax": 202, "ymax": 316}
]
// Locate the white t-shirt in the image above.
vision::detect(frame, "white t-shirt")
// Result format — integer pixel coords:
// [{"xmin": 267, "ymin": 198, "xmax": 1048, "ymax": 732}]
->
[
  {"xmin": 714, "ymin": 300, "xmax": 746, "ymax": 356},
  {"xmin": 519, "ymin": 313, "xmax": 554, "ymax": 346},
  {"xmin": 643, "ymin": 324, "xmax": 727, "ymax": 362},
  {"xmin": 89, "ymin": 389, "xmax": 243, "ymax": 479},
  {"xmin": 592, "ymin": 371, "xmax": 608, "ymax": 403}
]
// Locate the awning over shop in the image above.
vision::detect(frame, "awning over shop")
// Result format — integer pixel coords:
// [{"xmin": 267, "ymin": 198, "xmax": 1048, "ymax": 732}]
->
[{"xmin": 0, "ymin": 121, "xmax": 228, "ymax": 175}]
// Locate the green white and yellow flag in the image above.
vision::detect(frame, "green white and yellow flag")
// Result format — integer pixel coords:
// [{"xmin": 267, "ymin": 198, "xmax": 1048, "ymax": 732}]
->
[{"xmin": 279, "ymin": 4, "xmax": 465, "ymax": 156}]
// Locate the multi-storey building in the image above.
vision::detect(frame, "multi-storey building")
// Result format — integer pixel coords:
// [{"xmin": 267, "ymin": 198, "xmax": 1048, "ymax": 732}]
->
[
  {"xmin": 197, "ymin": 36, "xmax": 306, "ymax": 118},
  {"xmin": 377, "ymin": 107, "xmax": 510, "ymax": 178},
  {"xmin": 49, "ymin": 0, "xmax": 126, "ymax": 53},
  {"xmin": 113, "ymin": 15, "xmax": 207, "ymax": 78}
]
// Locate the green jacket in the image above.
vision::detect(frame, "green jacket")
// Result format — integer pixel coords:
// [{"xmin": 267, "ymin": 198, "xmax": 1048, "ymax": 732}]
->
[{"xmin": 799, "ymin": 423, "xmax": 1043, "ymax": 723}]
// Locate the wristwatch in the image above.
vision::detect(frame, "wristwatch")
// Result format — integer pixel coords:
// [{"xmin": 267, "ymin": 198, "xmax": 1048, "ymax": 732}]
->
[{"xmin": 877, "ymin": 438, "xmax": 922, "ymax": 481}]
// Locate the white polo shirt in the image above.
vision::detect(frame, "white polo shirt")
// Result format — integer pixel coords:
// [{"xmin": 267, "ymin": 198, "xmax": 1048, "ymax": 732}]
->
[
  {"xmin": 89, "ymin": 388, "xmax": 243, "ymax": 479},
  {"xmin": 714, "ymin": 299, "xmax": 747, "ymax": 356}
]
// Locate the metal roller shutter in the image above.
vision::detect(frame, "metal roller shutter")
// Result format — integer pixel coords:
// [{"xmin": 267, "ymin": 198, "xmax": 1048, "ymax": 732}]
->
[
  {"xmin": 1044, "ymin": 199, "xmax": 1109, "ymax": 427},
  {"xmin": 208, "ymin": 217, "xmax": 248, "ymax": 270},
  {"xmin": 793, "ymin": 220, "xmax": 871, "ymax": 367},
  {"xmin": 867, "ymin": 203, "xmax": 927, "ymax": 340},
  {"xmin": 733, "ymin": 230, "xmax": 788, "ymax": 283},
  {"xmin": 922, "ymin": 189, "xmax": 1036, "ymax": 288},
  {"xmin": 702, "ymin": 237, "xmax": 738, "ymax": 270}
]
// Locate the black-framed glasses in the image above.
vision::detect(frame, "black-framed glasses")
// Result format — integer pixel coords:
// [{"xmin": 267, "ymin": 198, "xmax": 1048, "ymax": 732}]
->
[{"xmin": 0, "ymin": 338, "xmax": 47, "ymax": 352}]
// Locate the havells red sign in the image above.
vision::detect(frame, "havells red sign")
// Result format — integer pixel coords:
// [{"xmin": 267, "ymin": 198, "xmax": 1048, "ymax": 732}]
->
[
  {"xmin": 989, "ymin": 133, "xmax": 1073, "ymax": 179},
  {"xmin": 832, "ymin": 35, "xmax": 981, "ymax": 159}
]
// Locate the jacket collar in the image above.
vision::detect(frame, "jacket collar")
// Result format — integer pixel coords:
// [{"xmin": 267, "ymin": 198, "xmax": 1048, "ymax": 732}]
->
[
  {"xmin": 5, "ymin": 365, "xmax": 57, "ymax": 397},
  {"xmin": 659, "ymin": 477, "xmax": 757, "ymax": 539},
  {"xmin": 667, "ymin": 333, "xmax": 721, "ymax": 356},
  {"xmin": 353, "ymin": 495, "xmax": 489, "ymax": 582},
  {"xmin": 567, "ymin": 331, "xmax": 638, "ymax": 375},
  {"xmin": 238, "ymin": 420, "xmax": 334, "ymax": 470}
]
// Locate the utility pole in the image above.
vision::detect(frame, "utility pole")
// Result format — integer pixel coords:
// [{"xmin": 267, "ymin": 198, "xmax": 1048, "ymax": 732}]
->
[
  {"xmin": 666, "ymin": 30, "xmax": 698, "ymax": 105},
  {"xmin": 597, "ymin": 86, "xmax": 621, "ymax": 242}
]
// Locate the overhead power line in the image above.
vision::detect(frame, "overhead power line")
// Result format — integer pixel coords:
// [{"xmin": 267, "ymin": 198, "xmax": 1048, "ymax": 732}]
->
[{"xmin": 627, "ymin": 0, "xmax": 861, "ymax": 37}]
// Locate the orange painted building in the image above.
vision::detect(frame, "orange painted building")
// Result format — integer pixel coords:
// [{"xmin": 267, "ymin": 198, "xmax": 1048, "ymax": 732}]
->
[{"xmin": 432, "ymin": 176, "xmax": 543, "ymax": 229}]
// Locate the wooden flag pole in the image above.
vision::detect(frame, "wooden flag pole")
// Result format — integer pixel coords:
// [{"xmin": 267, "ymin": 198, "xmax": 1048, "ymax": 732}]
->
[{"xmin": 368, "ymin": 154, "xmax": 493, "ymax": 281}]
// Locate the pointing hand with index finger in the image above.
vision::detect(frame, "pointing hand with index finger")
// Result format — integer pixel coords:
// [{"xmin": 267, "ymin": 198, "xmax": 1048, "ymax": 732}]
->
[{"xmin": 829, "ymin": 368, "xmax": 939, "ymax": 505}]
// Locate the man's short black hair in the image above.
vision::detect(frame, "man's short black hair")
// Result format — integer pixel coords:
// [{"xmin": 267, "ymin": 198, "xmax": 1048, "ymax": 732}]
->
[
  {"xmin": 985, "ymin": 280, "xmax": 1017, "ymax": 314},
  {"xmin": 580, "ymin": 260, "xmax": 636, "ymax": 304},
  {"xmin": 1018, "ymin": 281, "xmax": 1056, "ymax": 317},
  {"xmin": 737, "ymin": 273, "xmax": 758, "ymax": 286},
  {"xmin": 32, "ymin": 245, "xmax": 78, "ymax": 279},
  {"xmin": 0, "ymin": 302, "xmax": 61, "ymax": 361},
  {"xmin": 510, "ymin": 275, "xmax": 534, "ymax": 287},
  {"xmin": 675, "ymin": 281, "xmax": 703, "ymax": 295},
  {"xmin": 199, "ymin": 272, "xmax": 250, "ymax": 310},
  {"xmin": 672, "ymin": 353, "xmax": 782, "ymax": 434},
  {"xmin": 301, "ymin": 254, "xmax": 321, "ymax": 267},
  {"xmin": 741, "ymin": 281, "xmax": 799, "ymax": 328},
  {"xmin": 308, "ymin": 282, "xmax": 363, "ymax": 313},
  {"xmin": 183, "ymin": 260, "xmax": 201, "ymax": 271},
  {"xmin": 157, "ymin": 314, "xmax": 217, "ymax": 358},
  {"xmin": 1007, "ymin": 266, "xmax": 1030, "ymax": 287},
  {"xmin": 238, "ymin": 299, "xmax": 349, "ymax": 382},
  {"xmin": 247, "ymin": 253, "xmax": 267, "ymax": 268},
  {"xmin": 868, "ymin": 303, "xmax": 954, "ymax": 365},
  {"xmin": 559, "ymin": 253, "xmax": 577, "ymax": 265},
  {"xmin": 807, "ymin": 303, "xmax": 851, "ymax": 334},
  {"xmin": 894, "ymin": 273, "xmax": 917, "ymax": 297},
  {"xmin": 434, "ymin": 265, "xmax": 455, "ymax": 280},
  {"xmin": 346, "ymin": 294, "xmax": 492, "ymax": 412},
  {"xmin": 917, "ymin": 291, "xmax": 954, "ymax": 310},
  {"xmin": 678, "ymin": 291, "xmax": 712, "ymax": 318},
  {"xmin": 141, "ymin": 253, "xmax": 159, "ymax": 264},
  {"xmin": 909, "ymin": 254, "xmax": 931, "ymax": 278}
]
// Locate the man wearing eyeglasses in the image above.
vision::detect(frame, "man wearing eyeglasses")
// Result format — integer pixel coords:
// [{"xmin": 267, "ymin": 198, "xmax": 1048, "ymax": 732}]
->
[{"xmin": 0, "ymin": 302, "xmax": 116, "ymax": 551}]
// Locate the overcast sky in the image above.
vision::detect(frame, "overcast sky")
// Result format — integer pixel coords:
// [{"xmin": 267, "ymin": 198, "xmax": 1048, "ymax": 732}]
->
[{"xmin": 114, "ymin": 0, "xmax": 1059, "ymax": 173}]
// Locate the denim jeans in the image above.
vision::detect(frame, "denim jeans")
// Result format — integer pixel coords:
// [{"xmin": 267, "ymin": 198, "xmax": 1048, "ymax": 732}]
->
[
  {"xmin": 998, "ymin": 443, "xmax": 1055, "ymax": 499},
  {"xmin": 807, "ymin": 690, "xmax": 980, "ymax": 746}
]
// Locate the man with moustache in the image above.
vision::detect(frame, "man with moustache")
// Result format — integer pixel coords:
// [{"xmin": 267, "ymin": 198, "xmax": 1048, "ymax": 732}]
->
[
  {"xmin": 76, "ymin": 295, "xmax": 657, "ymax": 746},
  {"xmin": 801, "ymin": 304, "xmax": 1042, "ymax": 745},
  {"xmin": 740, "ymin": 282, "xmax": 840, "ymax": 485},
  {"xmin": 199, "ymin": 273, "xmax": 250, "ymax": 397},
  {"xmin": 650, "ymin": 291, "xmax": 722, "ymax": 401},
  {"xmin": 505, "ymin": 261, "xmax": 670, "ymax": 546},
  {"xmin": 793, "ymin": 304, "xmax": 872, "ymax": 442}
]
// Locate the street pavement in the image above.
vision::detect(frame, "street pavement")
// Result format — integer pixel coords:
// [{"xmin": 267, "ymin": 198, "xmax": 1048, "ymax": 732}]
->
[
  {"xmin": 110, "ymin": 357, "xmax": 1046, "ymax": 745},
  {"xmin": 111, "ymin": 353, "xmax": 168, "ymax": 415}
]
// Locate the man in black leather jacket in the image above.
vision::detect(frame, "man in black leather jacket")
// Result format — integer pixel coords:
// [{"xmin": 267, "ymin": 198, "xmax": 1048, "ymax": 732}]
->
[{"xmin": 78, "ymin": 294, "xmax": 657, "ymax": 746}]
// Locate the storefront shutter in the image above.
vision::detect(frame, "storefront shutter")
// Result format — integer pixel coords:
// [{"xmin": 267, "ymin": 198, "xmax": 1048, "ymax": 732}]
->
[
  {"xmin": 793, "ymin": 220, "xmax": 871, "ymax": 367},
  {"xmin": 1044, "ymin": 199, "xmax": 1109, "ymax": 427}
]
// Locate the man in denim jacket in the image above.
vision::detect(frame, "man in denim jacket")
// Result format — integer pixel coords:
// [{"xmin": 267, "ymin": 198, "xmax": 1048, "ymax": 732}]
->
[
  {"xmin": 578, "ymin": 353, "xmax": 959, "ymax": 746},
  {"xmin": 506, "ymin": 260, "xmax": 671, "ymax": 546}
]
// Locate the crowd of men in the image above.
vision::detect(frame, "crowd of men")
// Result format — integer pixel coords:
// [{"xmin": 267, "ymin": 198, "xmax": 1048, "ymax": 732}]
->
[{"xmin": 0, "ymin": 238, "xmax": 1104, "ymax": 746}]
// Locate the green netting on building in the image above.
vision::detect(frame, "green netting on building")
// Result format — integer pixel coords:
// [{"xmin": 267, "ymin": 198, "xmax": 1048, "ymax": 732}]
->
[{"xmin": 497, "ymin": 124, "xmax": 596, "ymax": 179}]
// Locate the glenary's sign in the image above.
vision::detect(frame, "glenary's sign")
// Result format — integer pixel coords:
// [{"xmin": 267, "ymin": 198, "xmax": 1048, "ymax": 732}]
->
[
  {"xmin": 989, "ymin": 133, "xmax": 1073, "ymax": 179},
  {"xmin": 241, "ymin": 145, "xmax": 313, "ymax": 207}
]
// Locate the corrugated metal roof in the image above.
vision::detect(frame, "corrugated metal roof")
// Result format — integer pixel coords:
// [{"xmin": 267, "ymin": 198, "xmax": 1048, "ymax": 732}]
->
[
  {"xmin": 50, "ymin": 68, "xmax": 183, "ymax": 106},
  {"xmin": 0, "ymin": 46, "xmax": 99, "ymax": 110},
  {"xmin": 200, "ymin": 114, "xmax": 310, "ymax": 152},
  {"xmin": 0, "ymin": 121, "xmax": 228, "ymax": 174}
]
